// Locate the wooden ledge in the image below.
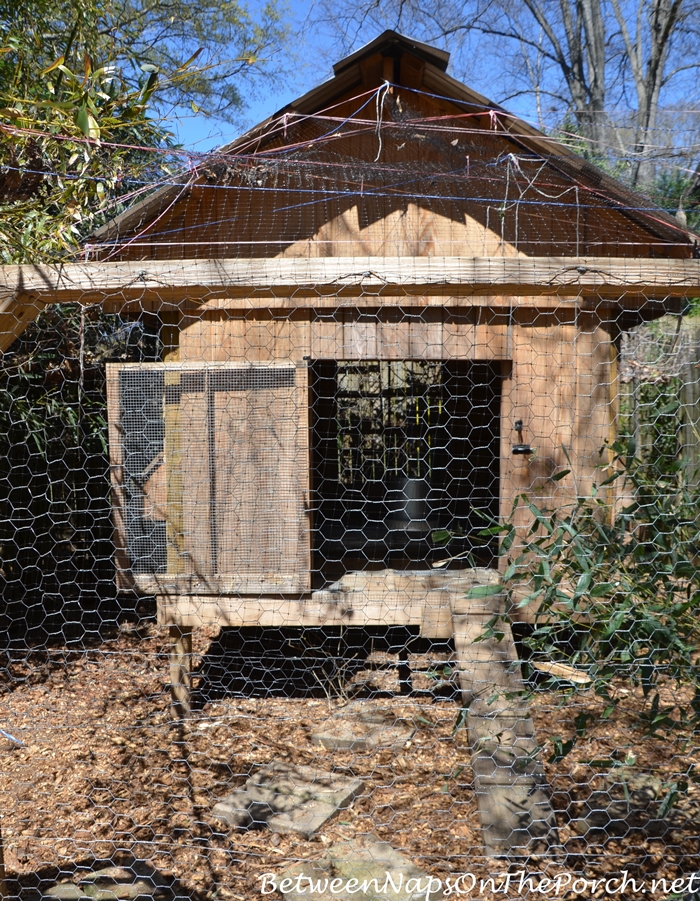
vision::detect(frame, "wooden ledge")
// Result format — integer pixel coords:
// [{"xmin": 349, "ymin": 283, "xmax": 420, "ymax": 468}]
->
[{"xmin": 2, "ymin": 256, "xmax": 694, "ymax": 307}]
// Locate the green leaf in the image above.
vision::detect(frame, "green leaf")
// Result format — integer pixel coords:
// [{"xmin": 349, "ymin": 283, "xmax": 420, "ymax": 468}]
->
[
  {"xmin": 590, "ymin": 581, "xmax": 616, "ymax": 597},
  {"xmin": 41, "ymin": 55, "xmax": 65, "ymax": 75},
  {"xmin": 572, "ymin": 571, "xmax": 592, "ymax": 600},
  {"xmin": 465, "ymin": 583, "xmax": 503, "ymax": 599},
  {"xmin": 551, "ymin": 469, "xmax": 571, "ymax": 481},
  {"xmin": 657, "ymin": 401, "xmax": 680, "ymax": 415},
  {"xmin": 75, "ymin": 106, "xmax": 99, "ymax": 140},
  {"xmin": 174, "ymin": 47, "xmax": 204, "ymax": 72},
  {"xmin": 141, "ymin": 71, "xmax": 159, "ymax": 102},
  {"xmin": 499, "ymin": 528, "xmax": 516, "ymax": 553}
]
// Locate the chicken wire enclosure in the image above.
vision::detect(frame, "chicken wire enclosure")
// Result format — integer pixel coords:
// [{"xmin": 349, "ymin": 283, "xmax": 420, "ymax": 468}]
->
[
  {"xmin": 3, "ymin": 26, "xmax": 700, "ymax": 901},
  {"xmin": 310, "ymin": 360, "xmax": 501, "ymax": 580}
]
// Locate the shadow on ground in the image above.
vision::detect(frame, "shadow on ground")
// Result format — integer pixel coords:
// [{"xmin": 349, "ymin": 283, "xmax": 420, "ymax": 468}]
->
[
  {"xmin": 10, "ymin": 854, "xmax": 201, "ymax": 901},
  {"xmin": 190, "ymin": 627, "xmax": 459, "ymax": 707}
]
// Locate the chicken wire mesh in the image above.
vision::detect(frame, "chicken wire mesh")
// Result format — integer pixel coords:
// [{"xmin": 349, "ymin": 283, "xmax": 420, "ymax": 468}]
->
[{"xmin": 1, "ymin": 43, "xmax": 700, "ymax": 901}]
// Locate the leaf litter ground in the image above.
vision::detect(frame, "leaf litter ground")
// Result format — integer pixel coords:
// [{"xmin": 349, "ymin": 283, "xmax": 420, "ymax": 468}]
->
[{"xmin": 0, "ymin": 619, "xmax": 698, "ymax": 901}]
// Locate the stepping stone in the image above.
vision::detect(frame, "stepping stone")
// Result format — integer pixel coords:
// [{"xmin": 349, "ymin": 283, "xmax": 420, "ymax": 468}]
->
[
  {"xmin": 450, "ymin": 592, "xmax": 560, "ymax": 858},
  {"xmin": 311, "ymin": 702, "xmax": 415, "ymax": 751},
  {"xmin": 276, "ymin": 836, "xmax": 442, "ymax": 901},
  {"xmin": 44, "ymin": 886, "xmax": 92, "ymax": 901},
  {"xmin": 212, "ymin": 760, "xmax": 364, "ymax": 838},
  {"xmin": 45, "ymin": 866, "xmax": 171, "ymax": 901}
]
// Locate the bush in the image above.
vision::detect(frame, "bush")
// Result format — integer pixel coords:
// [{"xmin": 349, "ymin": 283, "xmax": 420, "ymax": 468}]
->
[{"xmin": 483, "ymin": 441, "xmax": 700, "ymax": 745}]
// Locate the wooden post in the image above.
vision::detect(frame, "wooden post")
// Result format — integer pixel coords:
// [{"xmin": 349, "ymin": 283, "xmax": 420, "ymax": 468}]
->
[
  {"xmin": 0, "ymin": 820, "xmax": 6, "ymax": 899},
  {"xmin": 161, "ymin": 311, "xmax": 180, "ymax": 363},
  {"xmin": 169, "ymin": 625, "xmax": 193, "ymax": 718},
  {"xmin": 680, "ymin": 321, "xmax": 700, "ymax": 485},
  {"xmin": 163, "ymin": 370, "xmax": 186, "ymax": 575}
]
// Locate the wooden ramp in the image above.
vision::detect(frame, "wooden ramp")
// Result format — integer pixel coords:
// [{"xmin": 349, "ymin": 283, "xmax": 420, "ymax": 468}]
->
[{"xmin": 450, "ymin": 584, "xmax": 560, "ymax": 858}]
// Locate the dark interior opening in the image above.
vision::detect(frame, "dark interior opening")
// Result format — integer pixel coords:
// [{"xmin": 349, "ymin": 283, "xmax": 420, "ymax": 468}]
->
[{"xmin": 310, "ymin": 360, "xmax": 502, "ymax": 585}]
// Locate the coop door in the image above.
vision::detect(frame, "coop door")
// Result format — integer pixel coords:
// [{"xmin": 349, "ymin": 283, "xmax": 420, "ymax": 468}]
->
[{"xmin": 107, "ymin": 362, "xmax": 311, "ymax": 594}]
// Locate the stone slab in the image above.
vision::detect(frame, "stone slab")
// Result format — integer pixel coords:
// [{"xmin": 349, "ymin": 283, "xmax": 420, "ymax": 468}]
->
[
  {"xmin": 277, "ymin": 836, "xmax": 442, "ymax": 901},
  {"xmin": 44, "ymin": 886, "xmax": 92, "ymax": 901},
  {"xmin": 449, "ymin": 590, "xmax": 560, "ymax": 858},
  {"xmin": 212, "ymin": 760, "xmax": 364, "ymax": 838},
  {"xmin": 474, "ymin": 782, "xmax": 559, "ymax": 858},
  {"xmin": 311, "ymin": 703, "xmax": 415, "ymax": 751},
  {"xmin": 45, "ymin": 866, "xmax": 171, "ymax": 901}
]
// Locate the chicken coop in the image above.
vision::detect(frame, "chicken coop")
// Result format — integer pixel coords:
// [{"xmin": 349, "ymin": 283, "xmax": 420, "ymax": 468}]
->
[
  {"xmin": 12, "ymin": 28, "xmax": 694, "ymax": 681},
  {"xmin": 4, "ymin": 28, "xmax": 699, "ymax": 857}
]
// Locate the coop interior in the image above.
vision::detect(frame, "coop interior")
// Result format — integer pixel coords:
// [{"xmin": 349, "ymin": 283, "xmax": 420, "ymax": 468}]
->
[{"xmin": 309, "ymin": 359, "xmax": 501, "ymax": 583}]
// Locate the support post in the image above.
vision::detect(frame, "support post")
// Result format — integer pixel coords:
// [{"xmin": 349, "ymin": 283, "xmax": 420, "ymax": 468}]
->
[
  {"xmin": 169, "ymin": 625, "xmax": 192, "ymax": 718},
  {"xmin": 680, "ymin": 321, "xmax": 700, "ymax": 486},
  {"xmin": 0, "ymin": 820, "xmax": 7, "ymax": 898}
]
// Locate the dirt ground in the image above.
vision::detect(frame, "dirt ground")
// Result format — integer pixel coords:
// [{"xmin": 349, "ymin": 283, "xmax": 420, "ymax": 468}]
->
[{"xmin": 0, "ymin": 617, "xmax": 698, "ymax": 901}]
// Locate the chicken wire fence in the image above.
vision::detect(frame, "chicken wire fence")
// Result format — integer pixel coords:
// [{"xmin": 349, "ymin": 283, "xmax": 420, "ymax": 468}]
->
[{"xmin": 1, "ymin": 70, "xmax": 700, "ymax": 901}]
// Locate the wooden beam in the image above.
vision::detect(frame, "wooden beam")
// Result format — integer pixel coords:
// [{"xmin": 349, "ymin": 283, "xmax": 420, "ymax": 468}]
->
[
  {"xmin": 0, "ymin": 256, "xmax": 696, "ymax": 307},
  {"xmin": 153, "ymin": 568, "xmax": 507, "ymax": 639},
  {"xmin": 0, "ymin": 294, "xmax": 44, "ymax": 353},
  {"xmin": 169, "ymin": 625, "xmax": 192, "ymax": 719}
]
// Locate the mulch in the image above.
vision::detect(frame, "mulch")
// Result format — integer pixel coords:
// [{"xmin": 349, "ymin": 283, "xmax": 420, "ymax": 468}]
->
[{"xmin": 0, "ymin": 620, "xmax": 698, "ymax": 901}]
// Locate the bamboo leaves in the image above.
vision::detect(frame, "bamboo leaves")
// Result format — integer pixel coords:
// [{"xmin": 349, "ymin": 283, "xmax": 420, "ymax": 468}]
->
[
  {"xmin": 0, "ymin": 0, "xmax": 173, "ymax": 263},
  {"xmin": 497, "ymin": 440, "xmax": 700, "ymax": 752}
]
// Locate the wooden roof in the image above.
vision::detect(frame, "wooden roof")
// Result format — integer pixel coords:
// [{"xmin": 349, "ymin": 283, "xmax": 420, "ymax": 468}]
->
[
  {"xmin": 2, "ymin": 31, "xmax": 700, "ymax": 351},
  {"xmin": 92, "ymin": 30, "xmax": 695, "ymax": 259}
]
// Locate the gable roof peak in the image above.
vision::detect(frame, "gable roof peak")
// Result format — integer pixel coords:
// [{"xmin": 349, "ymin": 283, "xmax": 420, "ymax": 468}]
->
[{"xmin": 332, "ymin": 29, "xmax": 450, "ymax": 76}]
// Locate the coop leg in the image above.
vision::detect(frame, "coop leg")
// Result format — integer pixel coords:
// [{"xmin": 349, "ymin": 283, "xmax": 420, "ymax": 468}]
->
[
  {"xmin": 0, "ymin": 820, "xmax": 7, "ymax": 898},
  {"xmin": 389, "ymin": 627, "xmax": 413, "ymax": 695},
  {"xmin": 397, "ymin": 645, "xmax": 413, "ymax": 695},
  {"xmin": 169, "ymin": 625, "xmax": 192, "ymax": 718}
]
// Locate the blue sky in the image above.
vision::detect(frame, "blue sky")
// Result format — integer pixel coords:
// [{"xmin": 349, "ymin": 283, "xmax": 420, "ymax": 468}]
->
[
  {"xmin": 160, "ymin": 2, "xmax": 546, "ymax": 155},
  {"xmin": 160, "ymin": 0, "xmax": 700, "ymax": 190},
  {"xmin": 167, "ymin": 0, "xmax": 331, "ymax": 153}
]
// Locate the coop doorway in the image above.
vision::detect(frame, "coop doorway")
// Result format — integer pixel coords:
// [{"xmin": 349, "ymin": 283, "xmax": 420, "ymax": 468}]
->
[{"xmin": 310, "ymin": 360, "xmax": 502, "ymax": 586}]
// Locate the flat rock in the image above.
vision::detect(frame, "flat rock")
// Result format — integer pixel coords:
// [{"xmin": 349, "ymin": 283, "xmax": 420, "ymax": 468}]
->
[
  {"xmin": 81, "ymin": 885, "xmax": 161, "ymax": 901},
  {"xmin": 311, "ymin": 703, "xmax": 415, "ymax": 751},
  {"xmin": 212, "ymin": 760, "xmax": 364, "ymax": 838},
  {"xmin": 45, "ymin": 867, "xmax": 171, "ymax": 901},
  {"xmin": 84, "ymin": 866, "xmax": 169, "ymax": 899},
  {"xmin": 44, "ymin": 885, "xmax": 92, "ymax": 901},
  {"xmin": 277, "ymin": 836, "xmax": 442, "ymax": 901}
]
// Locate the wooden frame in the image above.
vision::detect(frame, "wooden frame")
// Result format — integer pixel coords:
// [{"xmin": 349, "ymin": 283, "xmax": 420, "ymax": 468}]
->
[
  {"xmin": 3, "ymin": 256, "xmax": 696, "ymax": 303},
  {"xmin": 107, "ymin": 361, "xmax": 312, "ymax": 596}
]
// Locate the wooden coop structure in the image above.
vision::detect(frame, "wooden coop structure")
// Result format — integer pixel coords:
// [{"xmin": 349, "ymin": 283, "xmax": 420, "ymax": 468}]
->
[
  {"xmin": 2, "ymin": 28, "xmax": 700, "ymax": 857},
  {"xmin": 91, "ymin": 35, "xmax": 693, "ymax": 623}
]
